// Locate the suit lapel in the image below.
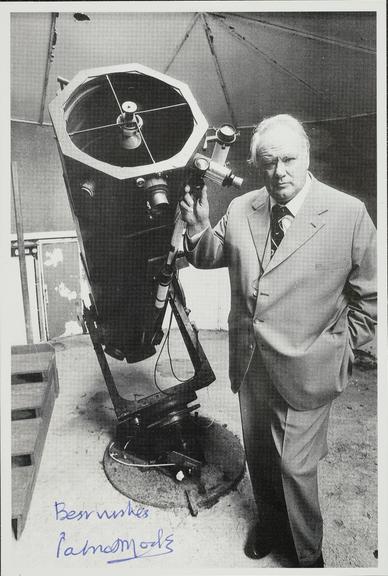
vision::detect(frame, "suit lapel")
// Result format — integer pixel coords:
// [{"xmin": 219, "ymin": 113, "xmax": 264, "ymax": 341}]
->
[
  {"xmin": 264, "ymin": 179, "xmax": 328, "ymax": 274},
  {"xmin": 247, "ymin": 193, "xmax": 272, "ymax": 274}
]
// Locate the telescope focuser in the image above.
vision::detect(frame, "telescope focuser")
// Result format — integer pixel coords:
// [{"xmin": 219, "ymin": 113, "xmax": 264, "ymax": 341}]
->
[
  {"xmin": 192, "ymin": 123, "xmax": 243, "ymax": 189},
  {"xmin": 193, "ymin": 154, "xmax": 243, "ymax": 189}
]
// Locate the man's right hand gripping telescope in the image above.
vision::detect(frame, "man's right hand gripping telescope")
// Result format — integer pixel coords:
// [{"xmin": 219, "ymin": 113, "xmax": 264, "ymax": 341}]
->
[{"xmin": 180, "ymin": 184, "xmax": 210, "ymax": 238}]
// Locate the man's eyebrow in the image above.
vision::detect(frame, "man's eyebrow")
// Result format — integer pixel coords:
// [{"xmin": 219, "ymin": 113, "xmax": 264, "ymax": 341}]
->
[{"xmin": 260, "ymin": 154, "xmax": 276, "ymax": 161}]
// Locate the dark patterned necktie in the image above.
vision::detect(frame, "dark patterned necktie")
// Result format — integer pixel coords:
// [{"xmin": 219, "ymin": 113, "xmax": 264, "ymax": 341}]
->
[{"xmin": 271, "ymin": 204, "xmax": 291, "ymax": 256}]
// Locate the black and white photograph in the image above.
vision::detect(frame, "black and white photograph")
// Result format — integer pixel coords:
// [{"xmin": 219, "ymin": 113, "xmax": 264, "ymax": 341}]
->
[{"xmin": 1, "ymin": 2, "xmax": 387, "ymax": 575}]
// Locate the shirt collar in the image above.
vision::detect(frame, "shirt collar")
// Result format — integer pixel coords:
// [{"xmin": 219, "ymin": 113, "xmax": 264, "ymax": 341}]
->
[{"xmin": 269, "ymin": 172, "xmax": 312, "ymax": 217}]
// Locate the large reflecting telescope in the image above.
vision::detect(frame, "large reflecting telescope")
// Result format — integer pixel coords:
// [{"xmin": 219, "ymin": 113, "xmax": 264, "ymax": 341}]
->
[{"xmin": 49, "ymin": 64, "xmax": 244, "ymax": 496}]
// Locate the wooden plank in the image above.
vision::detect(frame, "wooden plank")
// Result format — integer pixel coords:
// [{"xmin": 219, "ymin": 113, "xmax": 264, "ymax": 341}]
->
[
  {"xmin": 12, "ymin": 342, "xmax": 54, "ymax": 355},
  {"xmin": 12, "ymin": 382, "xmax": 48, "ymax": 411},
  {"xmin": 11, "ymin": 345, "xmax": 58, "ymax": 538},
  {"xmin": 33, "ymin": 383, "xmax": 55, "ymax": 467},
  {"xmin": 11, "ymin": 419, "xmax": 41, "ymax": 457},
  {"xmin": 11, "ymin": 343, "xmax": 54, "ymax": 377},
  {"xmin": 12, "ymin": 354, "xmax": 51, "ymax": 375},
  {"xmin": 11, "ymin": 384, "xmax": 56, "ymax": 539},
  {"xmin": 12, "ymin": 466, "xmax": 34, "ymax": 518},
  {"xmin": 11, "ymin": 161, "xmax": 33, "ymax": 344}
]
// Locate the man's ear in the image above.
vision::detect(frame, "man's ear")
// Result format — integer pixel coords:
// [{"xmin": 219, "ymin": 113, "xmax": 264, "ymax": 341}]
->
[
  {"xmin": 256, "ymin": 156, "xmax": 264, "ymax": 173},
  {"xmin": 305, "ymin": 149, "xmax": 310, "ymax": 169},
  {"xmin": 250, "ymin": 158, "xmax": 261, "ymax": 176}
]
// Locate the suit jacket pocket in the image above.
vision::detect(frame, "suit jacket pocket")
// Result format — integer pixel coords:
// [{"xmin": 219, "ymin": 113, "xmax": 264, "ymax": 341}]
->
[
  {"xmin": 265, "ymin": 328, "xmax": 351, "ymax": 410},
  {"xmin": 315, "ymin": 257, "xmax": 350, "ymax": 271}
]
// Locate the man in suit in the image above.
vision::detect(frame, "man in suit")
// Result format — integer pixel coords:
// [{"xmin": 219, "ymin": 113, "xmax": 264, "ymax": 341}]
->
[{"xmin": 180, "ymin": 114, "xmax": 377, "ymax": 567}]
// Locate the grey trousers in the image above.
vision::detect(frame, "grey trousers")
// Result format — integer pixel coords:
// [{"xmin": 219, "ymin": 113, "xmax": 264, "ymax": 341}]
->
[{"xmin": 238, "ymin": 350, "xmax": 332, "ymax": 566}]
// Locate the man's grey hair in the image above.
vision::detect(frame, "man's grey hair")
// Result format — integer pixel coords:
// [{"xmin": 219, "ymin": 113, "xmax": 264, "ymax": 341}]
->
[{"xmin": 248, "ymin": 114, "xmax": 310, "ymax": 167}]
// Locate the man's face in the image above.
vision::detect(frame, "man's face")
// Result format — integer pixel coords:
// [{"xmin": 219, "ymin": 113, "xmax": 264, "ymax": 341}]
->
[{"xmin": 256, "ymin": 126, "xmax": 310, "ymax": 204}]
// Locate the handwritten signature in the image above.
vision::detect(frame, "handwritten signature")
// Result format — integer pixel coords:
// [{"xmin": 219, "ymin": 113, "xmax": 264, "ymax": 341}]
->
[
  {"xmin": 56, "ymin": 528, "xmax": 174, "ymax": 563},
  {"xmin": 54, "ymin": 499, "xmax": 149, "ymax": 521}
]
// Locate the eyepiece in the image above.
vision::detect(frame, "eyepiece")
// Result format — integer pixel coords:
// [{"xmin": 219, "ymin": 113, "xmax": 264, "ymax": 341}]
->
[
  {"xmin": 216, "ymin": 124, "xmax": 237, "ymax": 145},
  {"xmin": 144, "ymin": 177, "xmax": 169, "ymax": 216}
]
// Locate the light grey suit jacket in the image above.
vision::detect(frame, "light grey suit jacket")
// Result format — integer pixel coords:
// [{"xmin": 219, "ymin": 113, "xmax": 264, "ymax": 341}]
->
[{"xmin": 186, "ymin": 176, "xmax": 377, "ymax": 410}]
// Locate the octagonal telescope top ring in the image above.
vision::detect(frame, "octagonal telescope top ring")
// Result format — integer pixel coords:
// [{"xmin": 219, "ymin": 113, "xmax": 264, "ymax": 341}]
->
[{"xmin": 49, "ymin": 63, "xmax": 209, "ymax": 180}]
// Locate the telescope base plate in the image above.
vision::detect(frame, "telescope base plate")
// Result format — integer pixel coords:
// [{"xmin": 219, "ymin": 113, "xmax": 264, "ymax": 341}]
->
[{"xmin": 103, "ymin": 417, "xmax": 245, "ymax": 514}]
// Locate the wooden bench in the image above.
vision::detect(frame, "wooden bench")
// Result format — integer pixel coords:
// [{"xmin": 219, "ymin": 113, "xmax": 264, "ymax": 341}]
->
[{"xmin": 11, "ymin": 343, "xmax": 59, "ymax": 539}]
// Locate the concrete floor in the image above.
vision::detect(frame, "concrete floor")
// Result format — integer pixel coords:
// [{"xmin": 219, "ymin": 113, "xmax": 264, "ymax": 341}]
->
[{"xmin": 11, "ymin": 330, "xmax": 377, "ymax": 574}]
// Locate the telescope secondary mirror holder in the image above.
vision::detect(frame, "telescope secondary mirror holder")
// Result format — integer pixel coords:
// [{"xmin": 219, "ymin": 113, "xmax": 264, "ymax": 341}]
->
[{"xmin": 49, "ymin": 64, "xmax": 244, "ymax": 506}]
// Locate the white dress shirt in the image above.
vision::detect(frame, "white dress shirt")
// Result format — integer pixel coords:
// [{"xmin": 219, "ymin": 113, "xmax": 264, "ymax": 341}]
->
[{"xmin": 269, "ymin": 173, "xmax": 312, "ymax": 233}]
